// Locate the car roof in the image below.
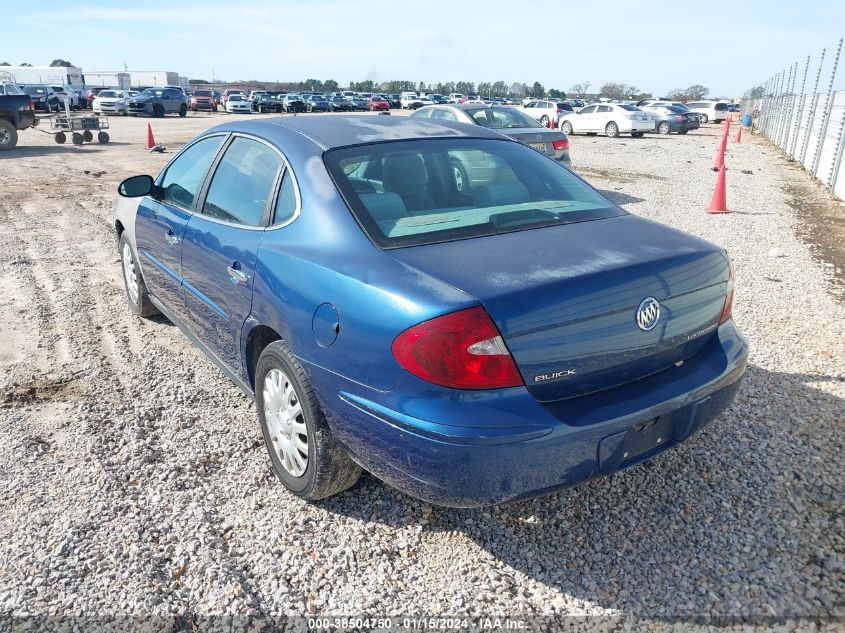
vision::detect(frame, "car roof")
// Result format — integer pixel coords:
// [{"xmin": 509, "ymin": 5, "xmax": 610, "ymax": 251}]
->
[{"xmin": 206, "ymin": 115, "xmax": 511, "ymax": 150}]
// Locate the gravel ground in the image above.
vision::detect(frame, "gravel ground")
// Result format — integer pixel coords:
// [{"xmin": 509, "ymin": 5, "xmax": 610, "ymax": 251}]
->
[{"xmin": 0, "ymin": 113, "xmax": 842, "ymax": 625}]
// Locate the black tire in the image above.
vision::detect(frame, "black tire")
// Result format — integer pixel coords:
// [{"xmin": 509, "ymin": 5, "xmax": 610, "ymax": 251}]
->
[
  {"xmin": 54, "ymin": 132, "xmax": 66, "ymax": 144},
  {"xmin": 561, "ymin": 120, "xmax": 573, "ymax": 135},
  {"xmin": 700, "ymin": 114, "xmax": 708, "ymax": 124},
  {"xmin": 605, "ymin": 121, "xmax": 619, "ymax": 138},
  {"xmin": 72, "ymin": 132, "xmax": 84, "ymax": 145},
  {"xmin": 179, "ymin": 104, "xmax": 187, "ymax": 117},
  {"xmin": 98, "ymin": 131, "xmax": 109, "ymax": 143},
  {"xmin": 539, "ymin": 115, "xmax": 550, "ymax": 127},
  {"xmin": 82, "ymin": 130, "xmax": 93, "ymax": 142},
  {"xmin": 631, "ymin": 131, "xmax": 645, "ymax": 138},
  {"xmin": 153, "ymin": 104, "xmax": 164, "ymax": 118},
  {"xmin": 256, "ymin": 340, "xmax": 361, "ymax": 501},
  {"xmin": 679, "ymin": 129, "xmax": 689, "ymax": 135},
  {"xmin": 118, "ymin": 233, "xmax": 159, "ymax": 318},
  {"xmin": 0, "ymin": 120, "xmax": 18, "ymax": 150}
]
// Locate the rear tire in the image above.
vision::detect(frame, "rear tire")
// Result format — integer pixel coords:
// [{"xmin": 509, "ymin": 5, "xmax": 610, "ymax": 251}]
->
[
  {"xmin": 700, "ymin": 114, "xmax": 708, "ymax": 124},
  {"xmin": 256, "ymin": 341, "xmax": 361, "ymax": 501},
  {"xmin": 0, "ymin": 120, "xmax": 18, "ymax": 151},
  {"xmin": 631, "ymin": 132, "xmax": 645, "ymax": 138},
  {"xmin": 605, "ymin": 121, "xmax": 619, "ymax": 138},
  {"xmin": 119, "ymin": 233, "xmax": 159, "ymax": 318},
  {"xmin": 679, "ymin": 129, "xmax": 689, "ymax": 134},
  {"xmin": 540, "ymin": 115, "xmax": 550, "ymax": 127},
  {"xmin": 179, "ymin": 104, "xmax": 187, "ymax": 117},
  {"xmin": 657, "ymin": 122, "xmax": 670, "ymax": 135}
]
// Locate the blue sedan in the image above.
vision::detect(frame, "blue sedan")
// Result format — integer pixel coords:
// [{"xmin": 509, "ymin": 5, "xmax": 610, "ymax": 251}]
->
[{"xmin": 114, "ymin": 116, "xmax": 747, "ymax": 507}]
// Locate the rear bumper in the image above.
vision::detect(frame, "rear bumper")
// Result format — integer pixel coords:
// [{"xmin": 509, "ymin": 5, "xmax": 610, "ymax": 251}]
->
[
  {"xmin": 622, "ymin": 119, "xmax": 655, "ymax": 132},
  {"xmin": 318, "ymin": 320, "xmax": 748, "ymax": 507}
]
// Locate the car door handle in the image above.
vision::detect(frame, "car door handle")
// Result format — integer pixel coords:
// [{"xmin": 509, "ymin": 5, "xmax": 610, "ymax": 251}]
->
[
  {"xmin": 165, "ymin": 230, "xmax": 180, "ymax": 246},
  {"xmin": 227, "ymin": 264, "xmax": 249, "ymax": 284}
]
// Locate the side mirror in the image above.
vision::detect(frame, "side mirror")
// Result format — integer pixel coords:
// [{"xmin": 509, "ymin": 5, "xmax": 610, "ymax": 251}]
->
[{"xmin": 118, "ymin": 175, "xmax": 155, "ymax": 198}]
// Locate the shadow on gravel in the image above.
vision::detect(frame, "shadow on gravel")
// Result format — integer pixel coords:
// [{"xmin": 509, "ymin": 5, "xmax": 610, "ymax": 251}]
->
[
  {"xmin": 7, "ymin": 143, "xmax": 131, "ymax": 157},
  {"xmin": 320, "ymin": 363, "xmax": 843, "ymax": 616},
  {"xmin": 598, "ymin": 189, "xmax": 645, "ymax": 206}
]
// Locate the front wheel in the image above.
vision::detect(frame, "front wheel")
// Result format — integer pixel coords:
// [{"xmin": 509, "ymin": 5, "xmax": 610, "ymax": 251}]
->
[
  {"xmin": 256, "ymin": 341, "xmax": 361, "ymax": 501},
  {"xmin": 561, "ymin": 120, "xmax": 573, "ymax": 135},
  {"xmin": 119, "ymin": 233, "xmax": 159, "ymax": 318},
  {"xmin": 179, "ymin": 104, "xmax": 187, "ymax": 117},
  {"xmin": 605, "ymin": 121, "xmax": 619, "ymax": 138},
  {"xmin": 153, "ymin": 105, "xmax": 164, "ymax": 117}
]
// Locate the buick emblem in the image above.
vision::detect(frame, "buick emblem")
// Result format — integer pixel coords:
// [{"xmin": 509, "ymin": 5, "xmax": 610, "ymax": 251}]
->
[{"xmin": 636, "ymin": 297, "xmax": 660, "ymax": 331}]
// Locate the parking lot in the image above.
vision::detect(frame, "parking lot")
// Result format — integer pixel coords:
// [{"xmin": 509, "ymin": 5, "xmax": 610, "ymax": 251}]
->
[{"xmin": 0, "ymin": 111, "xmax": 843, "ymax": 620}]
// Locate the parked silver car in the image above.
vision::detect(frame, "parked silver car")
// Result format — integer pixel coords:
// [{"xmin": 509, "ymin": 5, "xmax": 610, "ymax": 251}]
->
[
  {"xmin": 410, "ymin": 104, "xmax": 571, "ymax": 163},
  {"xmin": 518, "ymin": 99, "xmax": 575, "ymax": 127}
]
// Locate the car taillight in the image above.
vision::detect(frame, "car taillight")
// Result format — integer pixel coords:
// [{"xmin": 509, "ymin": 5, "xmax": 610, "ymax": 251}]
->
[
  {"xmin": 675, "ymin": 115, "xmax": 686, "ymax": 121},
  {"xmin": 719, "ymin": 259, "xmax": 734, "ymax": 324},
  {"xmin": 552, "ymin": 138, "xmax": 569, "ymax": 151},
  {"xmin": 391, "ymin": 306, "xmax": 523, "ymax": 390}
]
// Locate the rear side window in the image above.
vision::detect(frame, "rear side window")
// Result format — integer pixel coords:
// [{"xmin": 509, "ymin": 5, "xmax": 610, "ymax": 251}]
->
[
  {"xmin": 431, "ymin": 108, "xmax": 457, "ymax": 121},
  {"xmin": 159, "ymin": 135, "xmax": 226, "ymax": 209},
  {"xmin": 580, "ymin": 105, "xmax": 597, "ymax": 114},
  {"xmin": 598, "ymin": 105, "xmax": 611, "ymax": 112},
  {"xmin": 202, "ymin": 137, "xmax": 282, "ymax": 226},
  {"xmin": 273, "ymin": 171, "xmax": 298, "ymax": 225},
  {"xmin": 325, "ymin": 139, "xmax": 621, "ymax": 249}
]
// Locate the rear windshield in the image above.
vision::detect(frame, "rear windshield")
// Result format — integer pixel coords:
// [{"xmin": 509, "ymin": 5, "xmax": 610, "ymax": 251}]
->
[
  {"xmin": 556, "ymin": 102, "xmax": 573, "ymax": 111},
  {"xmin": 194, "ymin": 90, "xmax": 212, "ymax": 96},
  {"xmin": 715, "ymin": 103, "xmax": 729, "ymax": 110},
  {"xmin": 666, "ymin": 105, "xmax": 687, "ymax": 113},
  {"xmin": 325, "ymin": 139, "xmax": 622, "ymax": 249},
  {"xmin": 23, "ymin": 86, "xmax": 48, "ymax": 95}
]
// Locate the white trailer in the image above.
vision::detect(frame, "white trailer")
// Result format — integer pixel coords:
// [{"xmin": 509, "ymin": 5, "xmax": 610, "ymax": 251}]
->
[
  {"xmin": 83, "ymin": 72, "xmax": 131, "ymax": 90},
  {"xmin": 128, "ymin": 71, "xmax": 181, "ymax": 88},
  {"xmin": 2, "ymin": 65, "xmax": 83, "ymax": 89}
]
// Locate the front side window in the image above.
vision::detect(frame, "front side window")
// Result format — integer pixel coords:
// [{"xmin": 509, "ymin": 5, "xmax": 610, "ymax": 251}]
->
[
  {"xmin": 202, "ymin": 137, "xmax": 282, "ymax": 226},
  {"xmin": 159, "ymin": 135, "xmax": 226, "ymax": 209},
  {"xmin": 326, "ymin": 139, "xmax": 621, "ymax": 249}
]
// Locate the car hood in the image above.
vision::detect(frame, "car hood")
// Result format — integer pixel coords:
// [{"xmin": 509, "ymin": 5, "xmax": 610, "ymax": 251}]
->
[{"xmin": 130, "ymin": 97, "xmax": 155, "ymax": 104}]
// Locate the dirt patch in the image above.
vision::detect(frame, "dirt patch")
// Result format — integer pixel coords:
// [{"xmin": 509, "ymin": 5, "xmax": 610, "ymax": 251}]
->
[
  {"xmin": 0, "ymin": 375, "xmax": 80, "ymax": 407},
  {"xmin": 782, "ymin": 177, "xmax": 845, "ymax": 300}
]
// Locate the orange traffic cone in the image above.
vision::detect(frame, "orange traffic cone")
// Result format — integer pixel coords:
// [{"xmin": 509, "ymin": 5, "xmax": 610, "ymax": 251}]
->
[
  {"xmin": 707, "ymin": 165, "xmax": 731, "ymax": 214},
  {"xmin": 549, "ymin": 117, "xmax": 555, "ymax": 129},
  {"xmin": 734, "ymin": 125, "xmax": 742, "ymax": 144},
  {"xmin": 146, "ymin": 124, "xmax": 156, "ymax": 150},
  {"xmin": 712, "ymin": 134, "xmax": 727, "ymax": 170}
]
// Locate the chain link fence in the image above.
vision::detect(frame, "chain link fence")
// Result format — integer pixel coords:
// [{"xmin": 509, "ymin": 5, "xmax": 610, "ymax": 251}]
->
[{"xmin": 742, "ymin": 37, "xmax": 845, "ymax": 200}]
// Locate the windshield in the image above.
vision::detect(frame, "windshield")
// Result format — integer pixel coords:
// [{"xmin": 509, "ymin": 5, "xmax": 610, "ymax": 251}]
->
[
  {"xmin": 467, "ymin": 108, "xmax": 542, "ymax": 129},
  {"xmin": 325, "ymin": 139, "xmax": 620, "ymax": 249},
  {"xmin": 140, "ymin": 88, "xmax": 163, "ymax": 97},
  {"xmin": 229, "ymin": 95, "xmax": 244, "ymax": 101},
  {"xmin": 98, "ymin": 91, "xmax": 121, "ymax": 98},
  {"xmin": 2, "ymin": 84, "xmax": 24, "ymax": 95}
]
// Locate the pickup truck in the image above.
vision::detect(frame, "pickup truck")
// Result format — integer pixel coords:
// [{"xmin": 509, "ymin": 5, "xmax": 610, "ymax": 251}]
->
[{"xmin": 0, "ymin": 90, "xmax": 37, "ymax": 151}]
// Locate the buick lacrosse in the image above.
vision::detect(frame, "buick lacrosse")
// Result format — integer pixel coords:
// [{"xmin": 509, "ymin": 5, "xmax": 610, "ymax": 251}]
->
[{"xmin": 115, "ymin": 115, "xmax": 747, "ymax": 507}]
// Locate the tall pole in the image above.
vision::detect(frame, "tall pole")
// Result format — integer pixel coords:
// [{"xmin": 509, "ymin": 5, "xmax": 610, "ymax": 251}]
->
[
  {"xmin": 799, "ymin": 48, "xmax": 826, "ymax": 168},
  {"xmin": 811, "ymin": 37, "xmax": 843, "ymax": 178},
  {"xmin": 788, "ymin": 55, "xmax": 811, "ymax": 159}
]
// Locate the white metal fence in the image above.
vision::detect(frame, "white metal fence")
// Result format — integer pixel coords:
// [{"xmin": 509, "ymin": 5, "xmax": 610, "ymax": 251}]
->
[{"xmin": 743, "ymin": 38, "xmax": 845, "ymax": 200}]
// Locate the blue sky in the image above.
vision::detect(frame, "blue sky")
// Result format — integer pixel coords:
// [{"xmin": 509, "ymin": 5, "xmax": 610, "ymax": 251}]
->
[{"xmin": 3, "ymin": 1, "xmax": 843, "ymax": 96}]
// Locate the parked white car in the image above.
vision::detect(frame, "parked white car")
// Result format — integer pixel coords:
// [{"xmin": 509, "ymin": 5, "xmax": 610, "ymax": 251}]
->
[
  {"xmin": 400, "ymin": 92, "xmax": 423, "ymax": 109},
  {"xmin": 225, "ymin": 94, "xmax": 252, "ymax": 113},
  {"xmin": 684, "ymin": 100, "xmax": 729, "ymax": 124},
  {"xmin": 559, "ymin": 103, "xmax": 654, "ymax": 137},
  {"xmin": 519, "ymin": 99, "xmax": 575, "ymax": 127},
  {"xmin": 51, "ymin": 85, "xmax": 82, "ymax": 109},
  {"xmin": 447, "ymin": 93, "xmax": 464, "ymax": 103},
  {"xmin": 93, "ymin": 89, "xmax": 130, "ymax": 115}
]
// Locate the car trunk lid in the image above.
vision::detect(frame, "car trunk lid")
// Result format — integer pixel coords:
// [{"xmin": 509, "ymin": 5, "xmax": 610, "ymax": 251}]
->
[{"xmin": 388, "ymin": 215, "xmax": 730, "ymax": 402}]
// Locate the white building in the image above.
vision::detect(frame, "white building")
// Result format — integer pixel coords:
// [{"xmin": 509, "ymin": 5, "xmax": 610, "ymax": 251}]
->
[
  {"xmin": 127, "ymin": 71, "xmax": 184, "ymax": 88},
  {"xmin": 84, "ymin": 71, "xmax": 131, "ymax": 90}
]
